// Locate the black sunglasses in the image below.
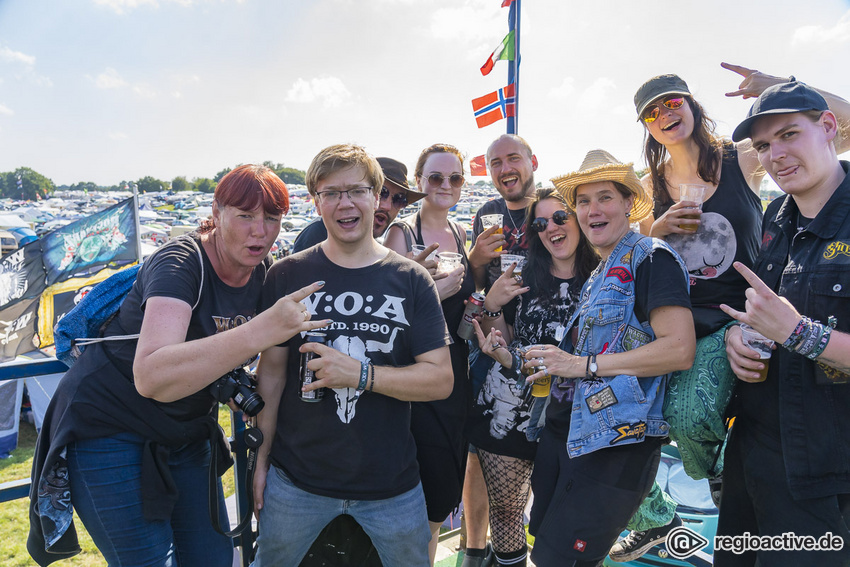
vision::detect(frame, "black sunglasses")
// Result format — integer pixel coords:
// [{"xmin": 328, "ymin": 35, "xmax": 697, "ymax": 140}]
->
[
  {"xmin": 530, "ymin": 209, "xmax": 573, "ymax": 233},
  {"xmin": 423, "ymin": 173, "xmax": 465, "ymax": 189},
  {"xmin": 380, "ymin": 186, "xmax": 408, "ymax": 209}
]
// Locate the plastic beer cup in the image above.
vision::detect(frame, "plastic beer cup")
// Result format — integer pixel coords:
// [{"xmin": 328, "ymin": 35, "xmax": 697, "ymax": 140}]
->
[{"xmin": 481, "ymin": 214, "xmax": 504, "ymax": 252}]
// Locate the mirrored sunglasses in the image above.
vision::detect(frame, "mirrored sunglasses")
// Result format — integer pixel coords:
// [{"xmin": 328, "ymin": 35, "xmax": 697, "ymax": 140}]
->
[
  {"xmin": 530, "ymin": 209, "xmax": 573, "ymax": 232},
  {"xmin": 642, "ymin": 96, "xmax": 686, "ymax": 124}
]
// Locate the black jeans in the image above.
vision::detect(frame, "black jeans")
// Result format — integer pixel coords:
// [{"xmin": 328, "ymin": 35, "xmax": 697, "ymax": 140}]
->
[
  {"xmin": 529, "ymin": 427, "xmax": 661, "ymax": 567},
  {"xmin": 716, "ymin": 420, "xmax": 850, "ymax": 567}
]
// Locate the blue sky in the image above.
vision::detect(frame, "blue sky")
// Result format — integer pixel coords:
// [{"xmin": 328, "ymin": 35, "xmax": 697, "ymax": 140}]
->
[{"xmin": 1, "ymin": 0, "xmax": 849, "ymax": 187}]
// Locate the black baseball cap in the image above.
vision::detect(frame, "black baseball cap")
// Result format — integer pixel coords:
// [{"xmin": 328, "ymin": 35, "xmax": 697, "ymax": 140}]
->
[{"xmin": 732, "ymin": 81, "xmax": 829, "ymax": 142}]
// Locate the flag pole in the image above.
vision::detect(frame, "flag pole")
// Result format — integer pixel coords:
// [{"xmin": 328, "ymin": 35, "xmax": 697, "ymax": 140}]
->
[{"xmin": 506, "ymin": 0, "xmax": 520, "ymax": 134}]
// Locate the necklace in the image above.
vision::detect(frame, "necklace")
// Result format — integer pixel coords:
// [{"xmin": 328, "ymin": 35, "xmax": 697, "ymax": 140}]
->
[{"xmin": 506, "ymin": 207, "xmax": 525, "ymax": 239}]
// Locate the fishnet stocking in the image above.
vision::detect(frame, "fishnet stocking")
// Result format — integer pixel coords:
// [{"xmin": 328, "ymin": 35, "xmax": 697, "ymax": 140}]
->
[{"xmin": 477, "ymin": 448, "xmax": 533, "ymax": 554}]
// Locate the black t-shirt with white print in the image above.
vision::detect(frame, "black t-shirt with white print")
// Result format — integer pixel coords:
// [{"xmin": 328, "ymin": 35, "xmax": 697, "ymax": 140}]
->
[
  {"xmin": 261, "ymin": 245, "xmax": 451, "ymax": 500},
  {"xmin": 467, "ymin": 277, "xmax": 580, "ymax": 461},
  {"xmin": 105, "ymin": 233, "xmax": 268, "ymax": 421}
]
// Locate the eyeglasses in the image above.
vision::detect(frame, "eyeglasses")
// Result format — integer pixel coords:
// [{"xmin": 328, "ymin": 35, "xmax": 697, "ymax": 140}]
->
[
  {"xmin": 380, "ymin": 186, "xmax": 409, "ymax": 209},
  {"xmin": 530, "ymin": 209, "xmax": 574, "ymax": 233},
  {"xmin": 642, "ymin": 96, "xmax": 686, "ymax": 124},
  {"xmin": 315, "ymin": 186, "xmax": 374, "ymax": 205},
  {"xmin": 422, "ymin": 173, "xmax": 465, "ymax": 189}
]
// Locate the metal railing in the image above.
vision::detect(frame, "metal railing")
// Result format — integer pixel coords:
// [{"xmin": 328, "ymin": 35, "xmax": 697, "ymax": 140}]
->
[{"xmin": 0, "ymin": 358, "xmax": 255, "ymax": 566}]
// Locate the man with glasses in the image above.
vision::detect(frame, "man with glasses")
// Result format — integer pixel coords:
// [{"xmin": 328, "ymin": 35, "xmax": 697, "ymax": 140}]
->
[
  {"xmin": 292, "ymin": 156, "xmax": 424, "ymax": 252},
  {"xmin": 252, "ymin": 144, "xmax": 452, "ymax": 567}
]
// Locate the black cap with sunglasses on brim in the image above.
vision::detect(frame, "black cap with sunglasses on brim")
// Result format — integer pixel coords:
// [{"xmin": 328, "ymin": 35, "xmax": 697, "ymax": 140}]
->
[
  {"xmin": 377, "ymin": 157, "xmax": 426, "ymax": 206},
  {"xmin": 634, "ymin": 74, "xmax": 692, "ymax": 121}
]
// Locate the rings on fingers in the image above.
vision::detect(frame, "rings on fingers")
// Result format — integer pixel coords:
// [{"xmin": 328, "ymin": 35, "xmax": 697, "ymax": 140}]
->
[
  {"xmin": 491, "ymin": 343, "xmax": 500, "ymax": 350},
  {"xmin": 540, "ymin": 365, "xmax": 548, "ymax": 374},
  {"xmin": 303, "ymin": 310, "xmax": 310, "ymax": 321},
  {"xmin": 537, "ymin": 357, "xmax": 544, "ymax": 366}
]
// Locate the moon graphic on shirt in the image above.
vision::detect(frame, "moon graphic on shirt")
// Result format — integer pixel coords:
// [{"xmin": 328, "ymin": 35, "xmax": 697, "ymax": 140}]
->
[{"xmin": 666, "ymin": 212, "xmax": 736, "ymax": 280}]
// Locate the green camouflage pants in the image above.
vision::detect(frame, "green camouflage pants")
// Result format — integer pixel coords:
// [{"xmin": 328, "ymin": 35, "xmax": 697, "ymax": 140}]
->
[{"xmin": 626, "ymin": 323, "xmax": 736, "ymax": 531}]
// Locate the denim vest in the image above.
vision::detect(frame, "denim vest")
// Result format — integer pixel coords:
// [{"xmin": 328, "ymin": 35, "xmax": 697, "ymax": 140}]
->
[{"xmin": 559, "ymin": 231, "xmax": 689, "ymax": 457}]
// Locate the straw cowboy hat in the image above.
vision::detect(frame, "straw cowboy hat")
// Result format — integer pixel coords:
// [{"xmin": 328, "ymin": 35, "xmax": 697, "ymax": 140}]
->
[{"xmin": 551, "ymin": 149, "xmax": 653, "ymax": 222}]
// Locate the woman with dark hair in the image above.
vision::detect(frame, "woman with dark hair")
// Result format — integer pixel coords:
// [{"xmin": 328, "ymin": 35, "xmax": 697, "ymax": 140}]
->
[
  {"xmin": 29, "ymin": 165, "xmax": 328, "ymax": 566},
  {"xmin": 607, "ymin": 64, "xmax": 850, "ymax": 563},
  {"xmin": 384, "ymin": 143, "xmax": 472, "ymax": 566},
  {"xmin": 524, "ymin": 150, "xmax": 694, "ymax": 567},
  {"xmin": 465, "ymin": 188, "xmax": 598, "ymax": 567}
]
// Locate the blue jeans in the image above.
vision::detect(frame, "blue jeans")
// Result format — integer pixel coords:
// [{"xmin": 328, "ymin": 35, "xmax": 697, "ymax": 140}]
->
[
  {"xmin": 68, "ymin": 432, "xmax": 232, "ymax": 567},
  {"xmin": 253, "ymin": 465, "xmax": 431, "ymax": 567}
]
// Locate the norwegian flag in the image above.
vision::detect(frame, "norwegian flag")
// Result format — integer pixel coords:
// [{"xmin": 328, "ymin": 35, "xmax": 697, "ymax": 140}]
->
[
  {"xmin": 501, "ymin": 0, "xmax": 516, "ymax": 6},
  {"xmin": 471, "ymin": 83, "xmax": 516, "ymax": 128}
]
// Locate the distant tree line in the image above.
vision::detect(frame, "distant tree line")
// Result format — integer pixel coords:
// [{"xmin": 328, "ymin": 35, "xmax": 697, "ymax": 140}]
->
[{"xmin": 4, "ymin": 161, "xmax": 307, "ymax": 200}]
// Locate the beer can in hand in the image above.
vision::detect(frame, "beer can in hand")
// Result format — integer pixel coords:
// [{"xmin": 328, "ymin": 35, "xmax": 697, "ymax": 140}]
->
[
  {"xmin": 457, "ymin": 292, "xmax": 485, "ymax": 341},
  {"xmin": 300, "ymin": 332, "xmax": 327, "ymax": 402}
]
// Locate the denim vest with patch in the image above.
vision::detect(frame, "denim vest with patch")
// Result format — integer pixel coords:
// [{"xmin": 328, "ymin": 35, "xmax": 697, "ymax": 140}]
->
[{"xmin": 560, "ymin": 231, "xmax": 689, "ymax": 457}]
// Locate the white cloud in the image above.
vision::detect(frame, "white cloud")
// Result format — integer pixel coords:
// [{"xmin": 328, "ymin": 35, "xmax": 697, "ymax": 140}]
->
[
  {"xmin": 0, "ymin": 104, "xmax": 13, "ymax": 116},
  {"xmin": 109, "ymin": 131, "xmax": 128, "ymax": 140},
  {"xmin": 547, "ymin": 77, "xmax": 576, "ymax": 99},
  {"xmin": 0, "ymin": 46, "xmax": 35, "ymax": 66},
  {"xmin": 578, "ymin": 77, "xmax": 617, "ymax": 109},
  {"xmin": 793, "ymin": 11, "xmax": 850, "ymax": 46},
  {"xmin": 95, "ymin": 67, "xmax": 128, "ymax": 89},
  {"xmin": 132, "ymin": 83, "xmax": 157, "ymax": 98},
  {"xmin": 285, "ymin": 76, "xmax": 352, "ymax": 108}
]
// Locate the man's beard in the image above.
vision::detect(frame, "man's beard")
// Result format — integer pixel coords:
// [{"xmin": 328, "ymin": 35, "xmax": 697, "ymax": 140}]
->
[{"xmin": 503, "ymin": 176, "xmax": 535, "ymax": 203}]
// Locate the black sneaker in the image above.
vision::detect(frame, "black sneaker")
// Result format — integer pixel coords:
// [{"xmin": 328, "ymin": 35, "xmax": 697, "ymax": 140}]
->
[{"xmin": 608, "ymin": 514, "xmax": 683, "ymax": 563}]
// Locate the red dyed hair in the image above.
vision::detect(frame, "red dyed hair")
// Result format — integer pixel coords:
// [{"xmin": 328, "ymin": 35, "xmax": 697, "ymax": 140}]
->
[{"xmin": 199, "ymin": 164, "xmax": 289, "ymax": 233}]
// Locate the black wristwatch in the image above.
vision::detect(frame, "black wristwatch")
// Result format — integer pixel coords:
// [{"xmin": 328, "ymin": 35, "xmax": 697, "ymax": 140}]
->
[{"xmin": 585, "ymin": 353, "xmax": 598, "ymax": 379}]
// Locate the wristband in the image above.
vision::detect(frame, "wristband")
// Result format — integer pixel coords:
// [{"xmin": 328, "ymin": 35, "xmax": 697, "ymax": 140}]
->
[
  {"xmin": 357, "ymin": 358, "xmax": 369, "ymax": 392},
  {"xmin": 807, "ymin": 325, "xmax": 832, "ymax": 360},
  {"xmin": 482, "ymin": 307, "xmax": 503, "ymax": 318},
  {"xmin": 368, "ymin": 363, "xmax": 376, "ymax": 392},
  {"xmin": 782, "ymin": 317, "xmax": 808, "ymax": 350}
]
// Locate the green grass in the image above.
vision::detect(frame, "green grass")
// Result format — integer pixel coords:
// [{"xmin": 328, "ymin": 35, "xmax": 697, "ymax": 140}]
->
[{"xmin": 1, "ymin": 406, "xmax": 235, "ymax": 566}]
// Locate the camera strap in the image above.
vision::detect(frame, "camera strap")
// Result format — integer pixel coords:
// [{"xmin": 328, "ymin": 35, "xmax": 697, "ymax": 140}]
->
[{"xmin": 208, "ymin": 426, "xmax": 264, "ymax": 537}]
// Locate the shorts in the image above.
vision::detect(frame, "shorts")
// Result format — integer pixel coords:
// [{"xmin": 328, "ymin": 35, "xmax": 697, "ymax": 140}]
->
[{"xmin": 417, "ymin": 442, "xmax": 467, "ymax": 523}]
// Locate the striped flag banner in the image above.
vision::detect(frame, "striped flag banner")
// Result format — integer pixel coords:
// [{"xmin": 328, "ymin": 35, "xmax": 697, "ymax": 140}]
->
[{"xmin": 471, "ymin": 83, "xmax": 516, "ymax": 128}]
